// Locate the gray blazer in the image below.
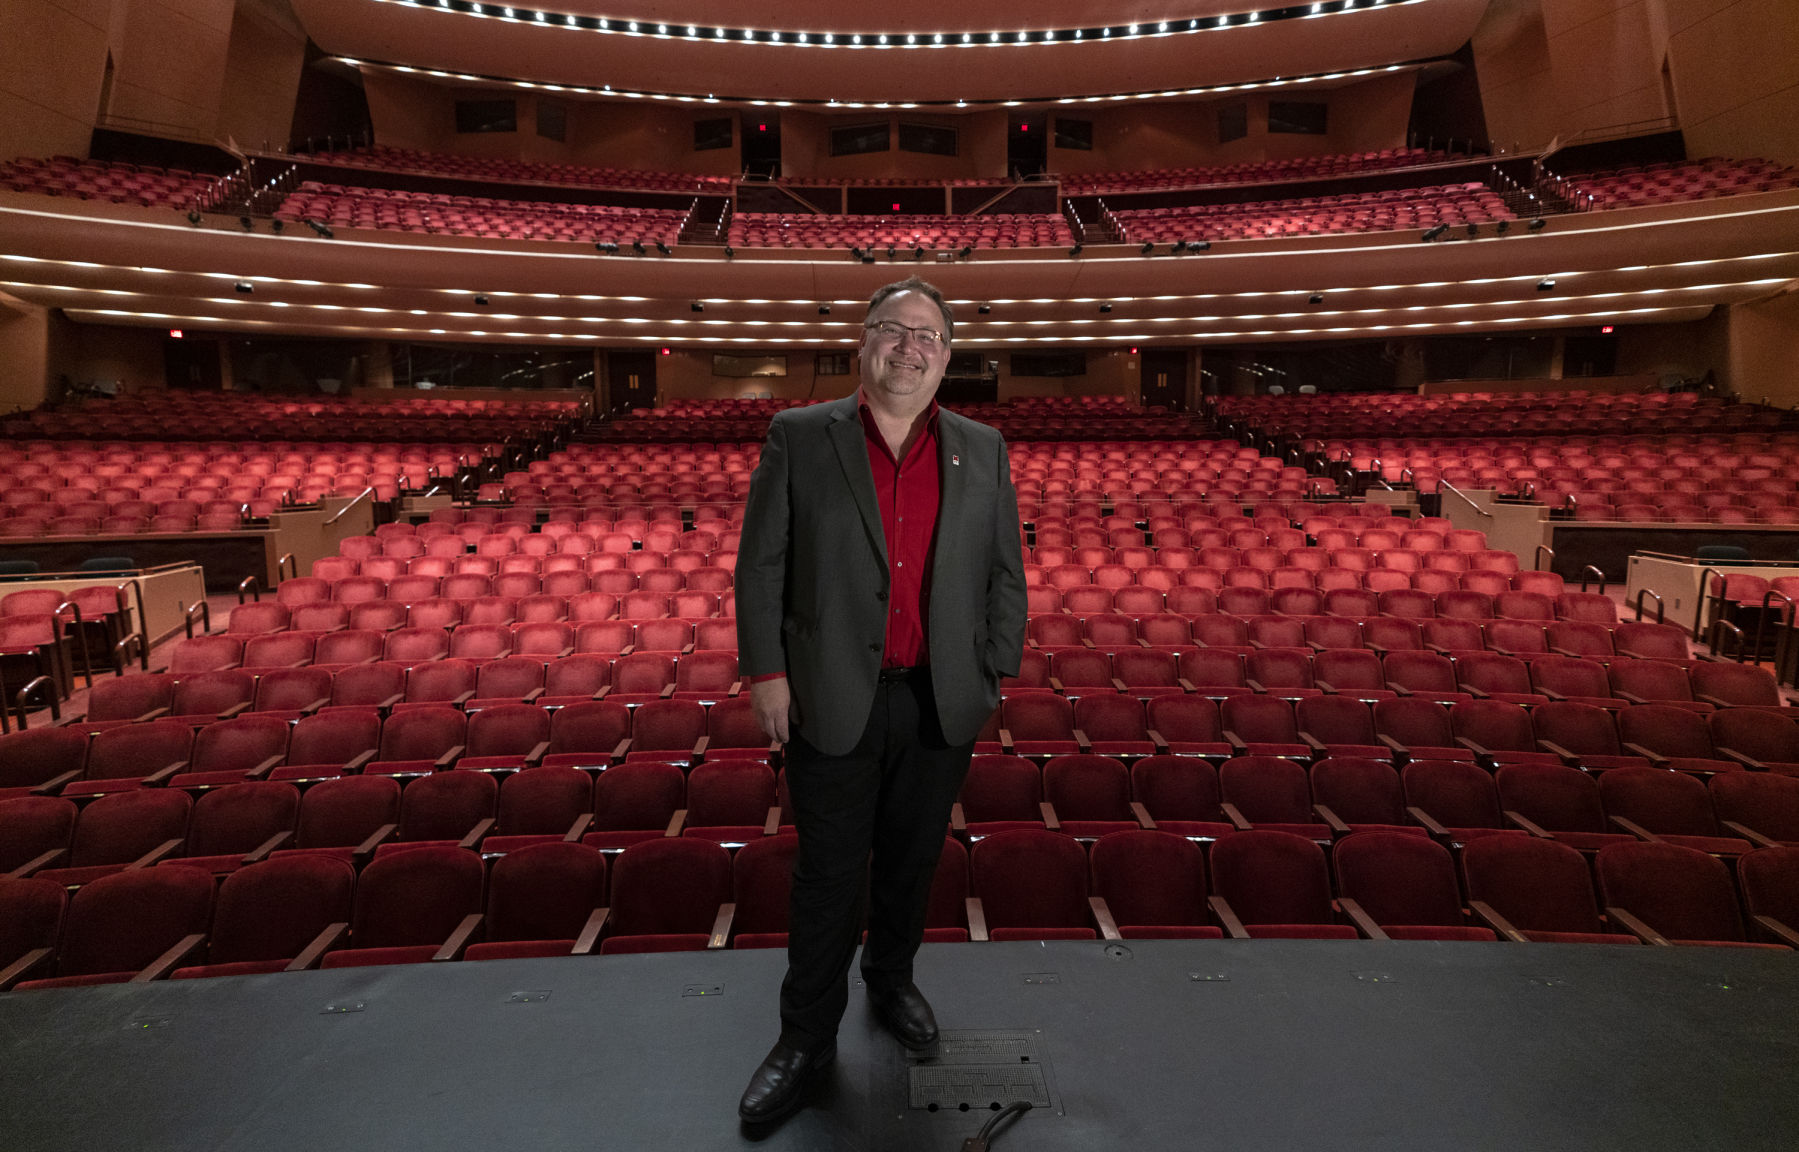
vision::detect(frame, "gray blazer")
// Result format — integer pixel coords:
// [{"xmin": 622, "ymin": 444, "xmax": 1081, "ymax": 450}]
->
[{"xmin": 735, "ymin": 395, "xmax": 1028, "ymax": 757}]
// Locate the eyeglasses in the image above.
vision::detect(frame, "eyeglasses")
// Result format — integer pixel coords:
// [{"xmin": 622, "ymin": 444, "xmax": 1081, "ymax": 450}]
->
[{"xmin": 863, "ymin": 319, "xmax": 946, "ymax": 348}]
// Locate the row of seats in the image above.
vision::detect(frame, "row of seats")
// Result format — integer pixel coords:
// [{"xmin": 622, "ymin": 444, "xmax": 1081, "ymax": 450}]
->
[
  {"xmin": 0, "ymin": 156, "xmax": 220, "ymax": 208},
  {"xmin": 6, "ymin": 799, "xmax": 1797, "ymax": 991},
  {"xmin": 1549, "ymin": 157, "xmax": 1797, "ymax": 210},
  {"xmin": 726, "ymin": 212, "xmax": 1073, "ymax": 249},
  {"xmin": 1216, "ymin": 392, "xmax": 1785, "ymax": 439},
  {"xmin": 7, "ymin": 394, "xmax": 572, "ymax": 443},
  {"xmin": 275, "ymin": 183, "xmax": 692, "ymax": 245},
  {"xmin": 1111, "ymin": 183, "xmax": 1512, "ymax": 243},
  {"xmin": 302, "ymin": 144, "xmax": 737, "ymax": 192},
  {"xmin": 1060, "ymin": 148, "xmax": 1454, "ymax": 195}
]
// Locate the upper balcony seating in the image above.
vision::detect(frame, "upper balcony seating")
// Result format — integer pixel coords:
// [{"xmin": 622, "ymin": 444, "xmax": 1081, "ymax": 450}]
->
[
  {"xmin": 1112, "ymin": 183, "xmax": 1511, "ymax": 243},
  {"xmin": 0, "ymin": 156, "xmax": 221, "ymax": 209},
  {"xmin": 274, "ymin": 182, "xmax": 690, "ymax": 245},
  {"xmin": 1551, "ymin": 157, "xmax": 1798, "ymax": 210},
  {"xmin": 727, "ymin": 212, "xmax": 1073, "ymax": 249},
  {"xmin": 297, "ymin": 145, "xmax": 734, "ymax": 194},
  {"xmin": 1060, "ymin": 148, "xmax": 1455, "ymax": 196}
]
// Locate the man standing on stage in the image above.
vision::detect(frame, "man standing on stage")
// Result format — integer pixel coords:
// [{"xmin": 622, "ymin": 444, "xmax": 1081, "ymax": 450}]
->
[{"xmin": 734, "ymin": 276, "xmax": 1027, "ymax": 1127}]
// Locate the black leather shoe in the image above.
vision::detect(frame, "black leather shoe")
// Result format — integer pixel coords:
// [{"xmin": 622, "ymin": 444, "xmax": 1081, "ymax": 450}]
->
[
  {"xmin": 738, "ymin": 1038, "xmax": 835, "ymax": 1127},
  {"xmin": 868, "ymin": 982, "xmax": 939, "ymax": 1050}
]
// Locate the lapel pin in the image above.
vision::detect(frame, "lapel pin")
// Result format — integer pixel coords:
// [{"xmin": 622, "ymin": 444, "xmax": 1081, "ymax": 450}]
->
[{"xmin": 952, "ymin": 455, "xmax": 960, "ymax": 466}]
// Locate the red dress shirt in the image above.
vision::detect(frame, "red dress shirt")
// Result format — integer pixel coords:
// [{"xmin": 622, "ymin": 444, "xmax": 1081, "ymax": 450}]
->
[{"xmin": 751, "ymin": 390, "xmax": 941, "ymax": 682}]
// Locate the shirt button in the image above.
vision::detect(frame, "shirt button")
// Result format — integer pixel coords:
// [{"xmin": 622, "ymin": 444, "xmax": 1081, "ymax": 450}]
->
[{"xmin": 868, "ymin": 643, "xmax": 881, "ymax": 652}]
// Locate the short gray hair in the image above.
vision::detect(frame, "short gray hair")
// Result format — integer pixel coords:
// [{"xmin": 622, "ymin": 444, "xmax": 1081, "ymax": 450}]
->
[{"xmin": 865, "ymin": 276, "xmax": 954, "ymax": 343}]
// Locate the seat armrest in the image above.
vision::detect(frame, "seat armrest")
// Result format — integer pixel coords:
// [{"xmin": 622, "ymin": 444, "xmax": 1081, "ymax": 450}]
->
[
  {"xmin": 432, "ymin": 743, "xmax": 466, "ymax": 769},
  {"xmin": 1385, "ymin": 682, "xmax": 1413, "ymax": 697},
  {"xmin": 342, "ymin": 750, "xmax": 377, "ymax": 774},
  {"xmin": 572, "ymin": 907, "xmax": 610, "ymax": 955},
  {"xmin": 1299, "ymin": 732, "xmax": 1327, "ymax": 755},
  {"xmin": 1454, "ymin": 736, "xmax": 1494, "ymax": 758},
  {"xmin": 457, "ymin": 817, "xmax": 497, "ymax": 850},
  {"xmin": 1220, "ymin": 802, "xmax": 1254, "ymax": 832},
  {"xmin": 375, "ymin": 692, "xmax": 403, "ymax": 708},
  {"xmin": 1314, "ymin": 678, "xmax": 1340, "ymax": 694},
  {"xmin": 218, "ymin": 701, "xmax": 253, "ymax": 719},
  {"xmin": 142, "ymin": 760, "xmax": 189, "ymax": 786},
  {"xmin": 245, "ymin": 753, "xmax": 285, "ymax": 780},
  {"xmin": 1536, "ymin": 739, "xmax": 1580, "ymax": 766},
  {"xmin": 1313, "ymin": 803, "xmax": 1352, "ymax": 836},
  {"xmin": 1405, "ymin": 806, "xmax": 1452, "ymax": 838},
  {"xmin": 285, "ymin": 922, "xmax": 349, "ymax": 971},
  {"xmin": 1621, "ymin": 741, "xmax": 1669, "ymax": 767},
  {"xmin": 997, "ymin": 729, "xmax": 1015, "ymax": 755},
  {"xmin": 1469, "ymin": 900, "xmax": 1529, "ymax": 943},
  {"xmin": 690, "ymin": 735, "xmax": 711, "ymax": 761},
  {"xmin": 1463, "ymin": 685, "xmax": 1492, "ymax": 700},
  {"xmin": 708, "ymin": 903, "xmax": 735, "ymax": 949},
  {"xmin": 0, "ymin": 947, "xmax": 55, "ymax": 990},
  {"xmin": 1694, "ymin": 693, "xmax": 1731, "ymax": 708},
  {"xmin": 1038, "ymin": 801, "xmax": 1062, "ymax": 832},
  {"xmin": 1047, "ymin": 677, "xmax": 1067, "ymax": 694},
  {"xmin": 300, "ymin": 695, "xmax": 330, "ymax": 715},
  {"xmin": 658, "ymin": 685, "xmax": 676, "ymax": 699},
  {"xmin": 1752, "ymin": 914, "xmax": 1799, "ymax": 949},
  {"xmin": 949, "ymin": 802, "xmax": 967, "ymax": 835},
  {"xmin": 1223, "ymin": 730, "xmax": 1248, "ymax": 755},
  {"xmin": 4, "ymin": 848, "xmax": 66, "ymax": 879},
  {"xmin": 1110, "ymin": 677, "xmax": 1128, "ymax": 693},
  {"xmin": 1607, "ymin": 814, "xmax": 1662, "ymax": 843},
  {"xmin": 1071, "ymin": 729, "xmax": 1092, "ymax": 755},
  {"xmin": 1606, "ymin": 906, "xmax": 1672, "ymax": 946},
  {"xmin": 1245, "ymin": 678, "xmax": 1269, "ymax": 694},
  {"xmin": 590, "ymin": 686, "xmax": 611, "ymax": 701},
  {"xmin": 965, "ymin": 896, "xmax": 989, "ymax": 942},
  {"xmin": 1720, "ymin": 819, "xmax": 1781, "ymax": 849},
  {"xmin": 1337, "ymin": 898, "xmax": 1390, "ymax": 941},
  {"xmin": 1715, "ymin": 746, "xmax": 1770, "ymax": 771},
  {"xmin": 451, "ymin": 690, "xmax": 475, "ymax": 706},
  {"xmin": 522, "ymin": 740, "xmax": 551, "ymax": 767},
  {"xmin": 1502, "ymin": 810, "xmax": 1554, "ymax": 838},
  {"xmin": 1177, "ymin": 678, "xmax": 1197, "ymax": 694},
  {"xmin": 242, "ymin": 830, "xmax": 293, "ymax": 864},
  {"xmin": 431, "ymin": 913, "xmax": 485, "ymax": 961},
  {"xmin": 1088, "ymin": 895, "xmax": 1123, "ymax": 941},
  {"xmin": 1129, "ymin": 801, "xmax": 1157, "ymax": 831},
  {"xmin": 762, "ymin": 806, "xmax": 782, "ymax": 837},
  {"xmin": 1146, "ymin": 728, "xmax": 1169, "ymax": 755},
  {"xmin": 130, "ymin": 932, "xmax": 207, "ymax": 983},
  {"xmin": 521, "ymin": 688, "xmax": 546, "ymax": 703},
  {"xmin": 127, "ymin": 838, "xmax": 185, "ymax": 869},
  {"xmin": 611, "ymin": 737, "xmax": 632, "ymax": 763},
  {"xmin": 563, "ymin": 812, "xmax": 595, "ymax": 842},
  {"xmin": 1207, "ymin": 895, "xmax": 1250, "ymax": 939},
  {"xmin": 664, "ymin": 809, "xmax": 688, "ymax": 837},
  {"xmin": 29, "ymin": 770, "xmax": 82, "ymax": 797},
  {"xmin": 352, "ymin": 822, "xmax": 398, "ymax": 863},
  {"xmin": 1376, "ymin": 734, "xmax": 1409, "ymax": 758}
]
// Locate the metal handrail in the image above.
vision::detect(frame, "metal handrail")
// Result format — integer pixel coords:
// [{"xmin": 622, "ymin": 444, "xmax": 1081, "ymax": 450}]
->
[
  {"xmin": 54, "ymin": 601, "xmax": 93, "ymax": 692},
  {"xmin": 1707, "ymin": 618, "xmax": 1745, "ymax": 662},
  {"xmin": 1579, "ymin": 565, "xmax": 1606, "ymax": 594},
  {"xmin": 238, "ymin": 576, "xmax": 262, "ymax": 605},
  {"xmin": 1633, "ymin": 589, "xmax": 1664, "ymax": 624},
  {"xmin": 324, "ymin": 487, "xmax": 376, "ymax": 526},
  {"xmin": 184, "ymin": 600, "xmax": 211, "ymax": 639},
  {"xmin": 126, "ymin": 578, "xmax": 151, "ymax": 671},
  {"xmin": 1534, "ymin": 545, "xmax": 1556, "ymax": 572},
  {"xmin": 1755, "ymin": 590, "xmax": 1795, "ymax": 679},
  {"xmin": 1437, "ymin": 480, "xmax": 1494, "ymax": 519},
  {"xmin": 12, "ymin": 676, "xmax": 59, "ymax": 730},
  {"xmin": 278, "ymin": 553, "xmax": 297, "ymax": 583}
]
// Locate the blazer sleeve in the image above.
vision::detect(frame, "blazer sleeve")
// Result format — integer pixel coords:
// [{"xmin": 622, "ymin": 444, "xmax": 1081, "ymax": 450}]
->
[
  {"xmin": 985, "ymin": 431, "xmax": 1027, "ymax": 679},
  {"xmin": 735, "ymin": 413, "xmax": 791, "ymax": 679}
]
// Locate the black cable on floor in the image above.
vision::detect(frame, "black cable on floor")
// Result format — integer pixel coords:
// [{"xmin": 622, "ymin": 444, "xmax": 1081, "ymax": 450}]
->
[{"xmin": 960, "ymin": 1100, "xmax": 1032, "ymax": 1151}]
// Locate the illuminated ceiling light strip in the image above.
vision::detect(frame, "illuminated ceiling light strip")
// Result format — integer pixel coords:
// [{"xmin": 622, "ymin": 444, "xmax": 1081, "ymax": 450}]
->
[
  {"xmin": 60, "ymin": 301, "xmax": 1703, "ymax": 344},
  {"xmin": 336, "ymin": 53, "xmax": 1442, "ymax": 108}
]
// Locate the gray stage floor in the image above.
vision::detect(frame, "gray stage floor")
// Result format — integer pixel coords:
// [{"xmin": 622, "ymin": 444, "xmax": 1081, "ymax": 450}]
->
[{"xmin": 4, "ymin": 940, "xmax": 1797, "ymax": 1152}]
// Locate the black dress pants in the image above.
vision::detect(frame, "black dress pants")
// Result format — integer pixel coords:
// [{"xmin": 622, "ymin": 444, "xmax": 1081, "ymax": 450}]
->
[{"xmin": 777, "ymin": 667, "xmax": 974, "ymax": 1050}]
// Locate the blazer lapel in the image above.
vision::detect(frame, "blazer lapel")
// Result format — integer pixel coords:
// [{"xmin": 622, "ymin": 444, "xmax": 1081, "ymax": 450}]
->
[
  {"xmin": 933, "ymin": 412, "xmax": 968, "ymax": 575},
  {"xmin": 827, "ymin": 398, "xmax": 889, "ymax": 566}
]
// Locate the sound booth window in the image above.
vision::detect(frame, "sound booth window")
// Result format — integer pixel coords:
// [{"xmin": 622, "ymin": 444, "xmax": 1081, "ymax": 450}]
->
[
  {"xmin": 816, "ymin": 353, "xmax": 851, "ymax": 376},
  {"xmin": 1011, "ymin": 351, "xmax": 1087, "ymax": 377},
  {"xmin": 1269, "ymin": 101, "xmax": 1327, "ymax": 135},
  {"xmin": 830, "ymin": 123, "xmax": 891, "ymax": 157},
  {"xmin": 694, "ymin": 118, "xmax": 733, "ymax": 151},
  {"xmin": 455, "ymin": 99, "xmax": 517, "ymax": 134},
  {"xmin": 898, "ymin": 122, "xmax": 957, "ymax": 156},
  {"xmin": 1054, "ymin": 119, "xmax": 1093, "ymax": 150}
]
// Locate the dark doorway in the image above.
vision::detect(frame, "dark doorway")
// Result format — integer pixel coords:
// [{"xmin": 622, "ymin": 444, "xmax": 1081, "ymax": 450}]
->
[
  {"xmin": 1140, "ymin": 350, "xmax": 1187, "ymax": 411},
  {"xmin": 608, "ymin": 351, "xmax": 656, "ymax": 414},
  {"xmin": 1007, "ymin": 113, "xmax": 1047, "ymax": 179},
  {"xmin": 164, "ymin": 335, "xmax": 222, "ymax": 391},
  {"xmin": 743, "ymin": 114, "xmax": 781, "ymax": 179}
]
